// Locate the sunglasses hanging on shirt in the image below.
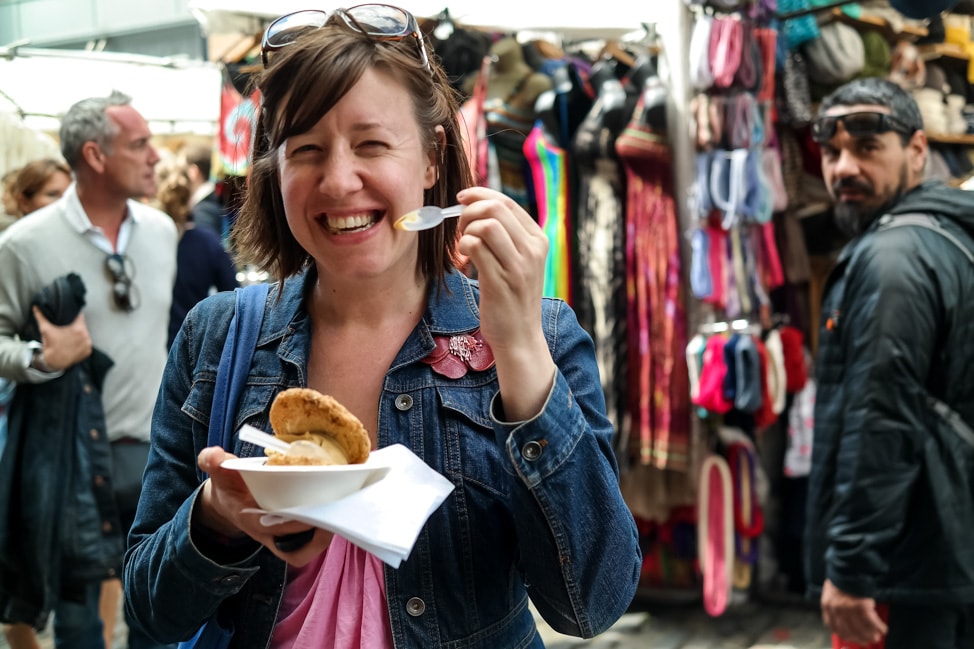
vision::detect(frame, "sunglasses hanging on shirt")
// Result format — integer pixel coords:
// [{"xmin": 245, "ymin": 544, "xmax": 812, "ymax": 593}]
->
[{"xmin": 105, "ymin": 253, "xmax": 140, "ymax": 312}]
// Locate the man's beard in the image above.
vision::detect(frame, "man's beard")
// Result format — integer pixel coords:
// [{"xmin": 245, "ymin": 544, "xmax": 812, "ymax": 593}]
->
[{"xmin": 832, "ymin": 165, "xmax": 908, "ymax": 239}]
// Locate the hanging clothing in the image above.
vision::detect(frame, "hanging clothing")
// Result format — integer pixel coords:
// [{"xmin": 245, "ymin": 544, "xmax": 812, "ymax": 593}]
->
[
  {"xmin": 458, "ymin": 55, "xmax": 492, "ymax": 187},
  {"xmin": 614, "ymin": 93, "xmax": 690, "ymax": 471},
  {"xmin": 571, "ymin": 84, "xmax": 629, "ymax": 450},
  {"xmin": 484, "ymin": 76, "xmax": 538, "ymax": 214},
  {"xmin": 523, "ymin": 118, "xmax": 572, "ymax": 302}
]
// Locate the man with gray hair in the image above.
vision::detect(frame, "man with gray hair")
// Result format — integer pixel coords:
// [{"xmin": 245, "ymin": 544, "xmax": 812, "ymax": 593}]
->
[
  {"xmin": 0, "ymin": 91, "xmax": 177, "ymax": 649},
  {"xmin": 805, "ymin": 77, "xmax": 974, "ymax": 648}
]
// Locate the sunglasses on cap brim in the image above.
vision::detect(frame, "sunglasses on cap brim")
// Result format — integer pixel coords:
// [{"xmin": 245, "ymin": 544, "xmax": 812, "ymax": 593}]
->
[
  {"xmin": 811, "ymin": 111, "xmax": 917, "ymax": 143},
  {"xmin": 260, "ymin": 3, "xmax": 430, "ymax": 74}
]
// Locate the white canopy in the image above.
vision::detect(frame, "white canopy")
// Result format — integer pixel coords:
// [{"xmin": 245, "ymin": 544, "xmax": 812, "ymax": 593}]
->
[
  {"xmin": 188, "ymin": 0, "xmax": 662, "ymax": 40},
  {"xmin": 0, "ymin": 47, "xmax": 223, "ymax": 136}
]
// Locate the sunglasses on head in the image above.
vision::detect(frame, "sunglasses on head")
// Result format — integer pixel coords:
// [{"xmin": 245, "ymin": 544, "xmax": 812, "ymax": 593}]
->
[
  {"xmin": 261, "ymin": 3, "xmax": 430, "ymax": 73},
  {"xmin": 811, "ymin": 111, "xmax": 916, "ymax": 143},
  {"xmin": 105, "ymin": 253, "xmax": 140, "ymax": 312}
]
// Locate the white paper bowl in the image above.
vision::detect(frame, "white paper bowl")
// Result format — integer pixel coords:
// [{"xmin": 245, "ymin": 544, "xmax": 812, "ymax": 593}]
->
[{"xmin": 221, "ymin": 456, "xmax": 390, "ymax": 511}]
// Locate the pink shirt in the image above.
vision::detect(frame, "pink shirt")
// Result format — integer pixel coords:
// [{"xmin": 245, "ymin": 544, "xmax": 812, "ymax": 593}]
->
[{"xmin": 271, "ymin": 536, "xmax": 393, "ymax": 649}]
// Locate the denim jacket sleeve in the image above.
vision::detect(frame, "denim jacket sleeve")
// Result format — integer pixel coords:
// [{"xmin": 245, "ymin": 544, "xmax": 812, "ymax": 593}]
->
[
  {"xmin": 491, "ymin": 298, "xmax": 641, "ymax": 637},
  {"xmin": 123, "ymin": 291, "xmax": 269, "ymax": 643}
]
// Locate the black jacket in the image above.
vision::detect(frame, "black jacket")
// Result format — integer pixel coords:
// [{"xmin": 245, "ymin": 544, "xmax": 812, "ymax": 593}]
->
[
  {"xmin": 805, "ymin": 182, "xmax": 974, "ymax": 605},
  {"xmin": 0, "ymin": 273, "xmax": 122, "ymax": 629},
  {"xmin": 190, "ymin": 191, "xmax": 225, "ymax": 240}
]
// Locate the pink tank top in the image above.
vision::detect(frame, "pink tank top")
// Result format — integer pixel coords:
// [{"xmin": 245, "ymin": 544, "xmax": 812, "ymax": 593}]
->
[{"xmin": 270, "ymin": 535, "xmax": 393, "ymax": 649}]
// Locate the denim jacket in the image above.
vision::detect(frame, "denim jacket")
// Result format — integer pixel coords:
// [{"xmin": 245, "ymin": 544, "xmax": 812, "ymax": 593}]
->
[
  {"xmin": 0, "ymin": 274, "xmax": 122, "ymax": 629},
  {"xmin": 125, "ymin": 269, "xmax": 641, "ymax": 648}
]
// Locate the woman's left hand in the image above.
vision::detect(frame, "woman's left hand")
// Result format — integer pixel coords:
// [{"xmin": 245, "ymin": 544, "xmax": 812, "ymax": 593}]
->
[
  {"xmin": 454, "ymin": 187, "xmax": 555, "ymax": 420},
  {"xmin": 197, "ymin": 447, "xmax": 333, "ymax": 566}
]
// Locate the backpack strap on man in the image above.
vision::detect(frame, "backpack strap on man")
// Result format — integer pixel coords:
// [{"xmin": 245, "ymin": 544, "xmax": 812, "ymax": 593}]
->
[
  {"xmin": 876, "ymin": 213, "xmax": 974, "ymax": 266},
  {"xmin": 876, "ymin": 212, "xmax": 974, "ymax": 447}
]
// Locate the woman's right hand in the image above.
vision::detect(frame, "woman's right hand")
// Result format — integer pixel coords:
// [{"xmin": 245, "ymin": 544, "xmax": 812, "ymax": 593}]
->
[{"xmin": 195, "ymin": 446, "xmax": 333, "ymax": 566}]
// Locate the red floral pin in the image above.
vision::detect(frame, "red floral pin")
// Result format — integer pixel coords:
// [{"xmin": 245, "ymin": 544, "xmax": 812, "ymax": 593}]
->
[{"xmin": 422, "ymin": 329, "xmax": 495, "ymax": 379}]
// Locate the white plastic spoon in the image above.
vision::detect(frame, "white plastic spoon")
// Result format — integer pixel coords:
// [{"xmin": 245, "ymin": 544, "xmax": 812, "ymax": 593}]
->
[
  {"xmin": 393, "ymin": 204, "xmax": 464, "ymax": 231},
  {"xmin": 238, "ymin": 424, "xmax": 329, "ymax": 461}
]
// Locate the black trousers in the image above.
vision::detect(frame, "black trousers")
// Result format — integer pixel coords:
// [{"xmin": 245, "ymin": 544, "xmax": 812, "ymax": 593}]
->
[{"xmin": 884, "ymin": 601, "xmax": 974, "ymax": 649}]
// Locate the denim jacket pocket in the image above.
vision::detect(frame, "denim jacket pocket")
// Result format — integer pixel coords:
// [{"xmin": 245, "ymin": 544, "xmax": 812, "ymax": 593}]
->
[
  {"xmin": 182, "ymin": 375, "xmax": 276, "ymax": 455},
  {"xmin": 433, "ymin": 376, "xmax": 513, "ymax": 491}
]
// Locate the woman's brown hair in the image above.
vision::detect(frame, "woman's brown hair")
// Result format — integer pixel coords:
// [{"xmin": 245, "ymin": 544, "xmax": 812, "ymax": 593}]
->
[
  {"xmin": 14, "ymin": 159, "xmax": 71, "ymax": 216},
  {"xmin": 233, "ymin": 21, "xmax": 472, "ymax": 285}
]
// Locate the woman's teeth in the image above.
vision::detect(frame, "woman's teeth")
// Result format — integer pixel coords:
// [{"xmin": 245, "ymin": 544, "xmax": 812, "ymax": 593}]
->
[{"xmin": 325, "ymin": 212, "xmax": 379, "ymax": 234}]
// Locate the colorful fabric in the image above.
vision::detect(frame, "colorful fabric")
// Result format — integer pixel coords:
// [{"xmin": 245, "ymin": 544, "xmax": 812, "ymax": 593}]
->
[
  {"xmin": 218, "ymin": 80, "xmax": 260, "ymax": 177},
  {"xmin": 523, "ymin": 120, "xmax": 572, "ymax": 302},
  {"xmin": 458, "ymin": 55, "xmax": 492, "ymax": 187},
  {"xmin": 615, "ymin": 99, "xmax": 689, "ymax": 468},
  {"xmin": 485, "ymin": 81, "xmax": 538, "ymax": 212},
  {"xmin": 694, "ymin": 334, "xmax": 734, "ymax": 415},
  {"xmin": 699, "ymin": 454, "xmax": 734, "ymax": 617},
  {"xmin": 271, "ymin": 536, "xmax": 393, "ymax": 649}
]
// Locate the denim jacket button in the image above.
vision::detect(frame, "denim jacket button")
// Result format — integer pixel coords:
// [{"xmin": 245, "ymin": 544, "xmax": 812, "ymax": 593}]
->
[
  {"xmin": 405, "ymin": 597, "xmax": 426, "ymax": 616},
  {"xmin": 522, "ymin": 441, "xmax": 544, "ymax": 461},
  {"xmin": 395, "ymin": 394, "xmax": 414, "ymax": 411}
]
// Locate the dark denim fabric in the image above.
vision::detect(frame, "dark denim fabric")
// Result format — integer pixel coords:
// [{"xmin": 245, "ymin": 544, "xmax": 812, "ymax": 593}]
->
[
  {"xmin": 51, "ymin": 581, "xmax": 102, "ymax": 649},
  {"xmin": 0, "ymin": 274, "xmax": 122, "ymax": 634},
  {"xmin": 125, "ymin": 270, "xmax": 641, "ymax": 648}
]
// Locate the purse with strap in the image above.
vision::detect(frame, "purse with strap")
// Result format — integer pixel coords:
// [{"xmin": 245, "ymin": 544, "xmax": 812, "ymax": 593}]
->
[{"xmin": 178, "ymin": 282, "xmax": 269, "ymax": 649}]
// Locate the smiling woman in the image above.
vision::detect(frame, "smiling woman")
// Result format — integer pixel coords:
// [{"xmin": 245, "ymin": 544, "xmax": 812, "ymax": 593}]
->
[{"xmin": 124, "ymin": 5, "xmax": 641, "ymax": 649}]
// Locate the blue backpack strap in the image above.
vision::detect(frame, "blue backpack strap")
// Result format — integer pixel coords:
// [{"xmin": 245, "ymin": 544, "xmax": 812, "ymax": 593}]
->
[{"xmin": 201, "ymin": 282, "xmax": 270, "ymax": 480}]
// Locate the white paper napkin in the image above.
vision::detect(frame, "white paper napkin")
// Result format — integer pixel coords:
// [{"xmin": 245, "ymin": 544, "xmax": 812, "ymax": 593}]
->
[{"xmin": 245, "ymin": 444, "xmax": 454, "ymax": 567}]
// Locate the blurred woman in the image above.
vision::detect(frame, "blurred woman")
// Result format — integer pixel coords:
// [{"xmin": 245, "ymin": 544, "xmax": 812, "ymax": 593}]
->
[
  {"xmin": 12, "ymin": 158, "xmax": 72, "ymax": 217},
  {"xmin": 154, "ymin": 156, "xmax": 238, "ymax": 348},
  {"xmin": 2, "ymin": 158, "xmax": 70, "ymax": 649}
]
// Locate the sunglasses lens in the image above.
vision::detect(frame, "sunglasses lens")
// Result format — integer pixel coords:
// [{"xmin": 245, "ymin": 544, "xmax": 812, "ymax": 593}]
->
[
  {"xmin": 346, "ymin": 4, "xmax": 411, "ymax": 36},
  {"xmin": 813, "ymin": 112, "xmax": 906, "ymax": 143},
  {"xmin": 114, "ymin": 282, "xmax": 129, "ymax": 306},
  {"xmin": 106, "ymin": 255, "xmax": 122, "ymax": 277},
  {"xmin": 842, "ymin": 113, "xmax": 884, "ymax": 137},
  {"xmin": 266, "ymin": 10, "xmax": 328, "ymax": 49},
  {"xmin": 106, "ymin": 254, "xmax": 138, "ymax": 311},
  {"xmin": 262, "ymin": 5, "xmax": 430, "ymax": 73},
  {"xmin": 113, "ymin": 281, "xmax": 141, "ymax": 312}
]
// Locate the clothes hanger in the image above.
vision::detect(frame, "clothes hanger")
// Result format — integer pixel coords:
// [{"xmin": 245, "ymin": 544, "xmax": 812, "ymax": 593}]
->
[
  {"xmin": 598, "ymin": 40, "xmax": 636, "ymax": 69},
  {"xmin": 431, "ymin": 8, "xmax": 455, "ymax": 41}
]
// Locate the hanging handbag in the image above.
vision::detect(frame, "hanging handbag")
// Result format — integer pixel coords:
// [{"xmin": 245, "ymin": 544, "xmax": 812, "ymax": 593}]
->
[{"xmin": 178, "ymin": 282, "xmax": 269, "ymax": 649}]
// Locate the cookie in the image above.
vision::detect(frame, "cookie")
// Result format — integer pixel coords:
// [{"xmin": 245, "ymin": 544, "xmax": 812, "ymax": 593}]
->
[{"xmin": 268, "ymin": 388, "xmax": 371, "ymax": 464}]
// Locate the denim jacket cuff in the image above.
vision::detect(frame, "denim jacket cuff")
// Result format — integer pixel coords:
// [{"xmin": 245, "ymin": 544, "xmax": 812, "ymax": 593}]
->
[
  {"xmin": 174, "ymin": 487, "xmax": 262, "ymax": 595},
  {"xmin": 490, "ymin": 370, "xmax": 586, "ymax": 488}
]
